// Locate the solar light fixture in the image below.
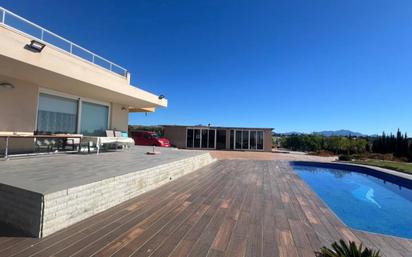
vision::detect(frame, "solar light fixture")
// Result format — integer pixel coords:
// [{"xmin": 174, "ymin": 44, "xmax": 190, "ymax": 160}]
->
[
  {"xmin": 158, "ymin": 95, "xmax": 165, "ymax": 100},
  {"xmin": 0, "ymin": 82, "xmax": 14, "ymax": 89},
  {"xmin": 26, "ymin": 40, "xmax": 46, "ymax": 52}
]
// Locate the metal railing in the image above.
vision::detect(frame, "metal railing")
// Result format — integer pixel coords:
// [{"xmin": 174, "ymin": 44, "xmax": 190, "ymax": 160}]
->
[{"xmin": 0, "ymin": 6, "xmax": 128, "ymax": 77}]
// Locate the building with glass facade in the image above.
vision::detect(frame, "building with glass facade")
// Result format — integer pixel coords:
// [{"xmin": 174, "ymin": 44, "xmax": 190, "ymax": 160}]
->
[{"xmin": 163, "ymin": 125, "xmax": 273, "ymax": 152}]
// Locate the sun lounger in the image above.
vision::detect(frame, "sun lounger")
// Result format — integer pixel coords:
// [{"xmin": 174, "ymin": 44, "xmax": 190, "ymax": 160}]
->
[{"xmin": 81, "ymin": 130, "xmax": 135, "ymax": 154}]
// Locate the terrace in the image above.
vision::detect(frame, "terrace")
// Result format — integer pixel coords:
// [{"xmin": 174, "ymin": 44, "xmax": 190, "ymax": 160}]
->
[
  {"xmin": 0, "ymin": 151, "xmax": 411, "ymax": 257},
  {"xmin": 0, "ymin": 7, "xmax": 127, "ymax": 77},
  {"xmin": 0, "ymin": 146, "xmax": 215, "ymax": 238}
]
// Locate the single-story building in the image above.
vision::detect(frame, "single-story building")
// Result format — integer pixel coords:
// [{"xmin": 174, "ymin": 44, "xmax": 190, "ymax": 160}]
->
[
  {"xmin": 163, "ymin": 125, "xmax": 273, "ymax": 152},
  {"xmin": 0, "ymin": 7, "xmax": 167, "ymax": 154}
]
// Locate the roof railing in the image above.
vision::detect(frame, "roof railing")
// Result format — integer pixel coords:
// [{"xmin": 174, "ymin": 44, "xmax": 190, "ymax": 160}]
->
[{"xmin": 0, "ymin": 6, "xmax": 128, "ymax": 77}]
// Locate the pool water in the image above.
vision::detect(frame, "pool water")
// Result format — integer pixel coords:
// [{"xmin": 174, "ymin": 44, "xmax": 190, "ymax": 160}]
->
[{"xmin": 293, "ymin": 165, "xmax": 412, "ymax": 239}]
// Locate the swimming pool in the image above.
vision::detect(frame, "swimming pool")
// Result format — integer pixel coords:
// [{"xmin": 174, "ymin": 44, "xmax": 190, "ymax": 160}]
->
[{"xmin": 292, "ymin": 162, "xmax": 412, "ymax": 239}]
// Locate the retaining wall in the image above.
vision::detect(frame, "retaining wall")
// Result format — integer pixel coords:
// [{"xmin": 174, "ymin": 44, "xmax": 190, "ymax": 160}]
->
[{"xmin": 0, "ymin": 152, "xmax": 215, "ymax": 237}]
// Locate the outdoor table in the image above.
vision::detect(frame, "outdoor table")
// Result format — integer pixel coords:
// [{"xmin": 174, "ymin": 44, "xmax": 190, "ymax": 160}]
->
[{"xmin": 0, "ymin": 134, "xmax": 83, "ymax": 159}]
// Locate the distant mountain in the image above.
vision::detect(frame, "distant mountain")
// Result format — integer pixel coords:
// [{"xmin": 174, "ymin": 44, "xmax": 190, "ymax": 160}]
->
[
  {"xmin": 315, "ymin": 130, "xmax": 365, "ymax": 137},
  {"xmin": 274, "ymin": 131, "xmax": 304, "ymax": 136},
  {"xmin": 276, "ymin": 130, "xmax": 366, "ymax": 137}
]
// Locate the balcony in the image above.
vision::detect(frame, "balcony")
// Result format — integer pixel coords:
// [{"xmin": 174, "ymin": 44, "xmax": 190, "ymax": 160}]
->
[{"xmin": 0, "ymin": 6, "xmax": 127, "ymax": 77}]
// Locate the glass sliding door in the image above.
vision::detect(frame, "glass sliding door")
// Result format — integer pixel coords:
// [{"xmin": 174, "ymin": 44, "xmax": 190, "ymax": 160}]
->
[
  {"xmin": 187, "ymin": 129, "xmax": 194, "ymax": 148},
  {"xmin": 80, "ymin": 101, "xmax": 109, "ymax": 136},
  {"xmin": 235, "ymin": 130, "xmax": 242, "ymax": 149},
  {"xmin": 257, "ymin": 131, "xmax": 264, "ymax": 150},
  {"xmin": 201, "ymin": 129, "xmax": 208, "ymax": 148},
  {"xmin": 232, "ymin": 129, "xmax": 264, "ymax": 151},
  {"xmin": 250, "ymin": 131, "xmax": 257, "ymax": 150},
  {"xmin": 208, "ymin": 130, "xmax": 215, "ymax": 148},
  {"xmin": 37, "ymin": 93, "xmax": 78, "ymax": 134},
  {"xmin": 242, "ymin": 130, "xmax": 249, "ymax": 149},
  {"xmin": 194, "ymin": 129, "xmax": 201, "ymax": 148},
  {"xmin": 187, "ymin": 128, "xmax": 216, "ymax": 149},
  {"xmin": 230, "ymin": 130, "xmax": 234, "ymax": 150}
]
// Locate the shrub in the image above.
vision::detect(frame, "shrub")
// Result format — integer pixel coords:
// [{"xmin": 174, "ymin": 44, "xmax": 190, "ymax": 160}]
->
[
  {"xmin": 316, "ymin": 240, "xmax": 381, "ymax": 257},
  {"xmin": 338, "ymin": 155, "xmax": 352, "ymax": 161}
]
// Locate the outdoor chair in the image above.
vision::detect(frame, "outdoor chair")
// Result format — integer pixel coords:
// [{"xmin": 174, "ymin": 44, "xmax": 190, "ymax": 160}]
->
[
  {"xmin": 106, "ymin": 130, "xmax": 115, "ymax": 137},
  {"xmin": 35, "ymin": 138, "xmax": 58, "ymax": 152}
]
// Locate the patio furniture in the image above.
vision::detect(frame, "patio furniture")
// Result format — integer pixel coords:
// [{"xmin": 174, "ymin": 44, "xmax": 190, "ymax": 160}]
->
[
  {"xmin": 0, "ymin": 132, "xmax": 83, "ymax": 159},
  {"xmin": 81, "ymin": 130, "xmax": 134, "ymax": 154},
  {"xmin": 106, "ymin": 130, "xmax": 115, "ymax": 137}
]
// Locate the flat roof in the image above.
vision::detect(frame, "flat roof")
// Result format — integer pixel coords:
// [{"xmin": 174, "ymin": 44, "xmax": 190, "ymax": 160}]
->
[{"xmin": 162, "ymin": 125, "xmax": 274, "ymax": 131}]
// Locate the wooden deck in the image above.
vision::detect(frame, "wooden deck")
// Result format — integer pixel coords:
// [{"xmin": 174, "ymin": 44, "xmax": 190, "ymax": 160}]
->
[{"xmin": 0, "ymin": 160, "xmax": 411, "ymax": 257}]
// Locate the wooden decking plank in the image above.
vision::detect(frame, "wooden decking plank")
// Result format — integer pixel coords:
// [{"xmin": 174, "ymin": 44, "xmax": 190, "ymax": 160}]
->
[
  {"xmin": 73, "ymin": 164, "xmax": 227, "ymax": 257},
  {"xmin": 0, "ymin": 238, "xmax": 37, "ymax": 256},
  {"xmin": 126, "ymin": 164, "xmax": 234, "ymax": 257},
  {"xmin": 153, "ymin": 165, "xmax": 243, "ymax": 257},
  {"xmin": 209, "ymin": 164, "xmax": 247, "ymax": 254},
  {"xmin": 186, "ymin": 208, "xmax": 227, "ymax": 257},
  {"xmin": 288, "ymin": 219, "xmax": 316, "ymax": 257},
  {"xmin": 262, "ymin": 163, "xmax": 279, "ymax": 257},
  {"xmin": 367, "ymin": 234, "xmax": 406, "ymax": 257},
  {"xmin": 167, "ymin": 166, "xmax": 236, "ymax": 257},
  {"xmin": 223, "ymin": 165, "xmax": 257, "ymax": 257},
  {"xmin": 245, "ymin": 164, "xmax": 264, "ymax": 257},
  {"xmin": 148, "ymin": 204, "xmax": 210, "ymax": 257},
  {"xmin": 47, "ymin": 164, "xmax": 222, "ymax": 257},
  {"xmin": 56, "ymin": 196, "xmax": 187, "ymax": 257},
  {"xmin": 172, "ymin": 162, "xmax": 236, "ymax": 256},
  {"xmin": 109, "ymin": 202, "xmax": 191, "ymax": 257}
]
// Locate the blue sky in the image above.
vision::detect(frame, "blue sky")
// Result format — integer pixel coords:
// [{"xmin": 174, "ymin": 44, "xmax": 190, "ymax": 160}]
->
[{"xmin": 2, "ymin": 0, "xmax": 412, "ymax": 134}]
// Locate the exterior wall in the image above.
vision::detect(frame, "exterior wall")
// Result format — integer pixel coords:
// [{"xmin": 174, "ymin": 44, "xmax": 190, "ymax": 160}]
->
[
  {"xmin": 0, "ymin": 76, "xmax": 38, "ymax": 153},
  {"xmin": 0, "ymin": 76, "xmax": 38, "ymax": 132},
  {"xmin": 110, "ymin": 103, "xmax": 129, "ymax": 132},
  {"xmin": 164, "ymin": 126, "xmax": 187, "ymax": 148},
  {"xmin": 263, "ymin": 130, "xmax": 273, "ymax": 152},
  {"xmin": 0, "ymin": 75, "xmax": 130, "ymax": 153}
]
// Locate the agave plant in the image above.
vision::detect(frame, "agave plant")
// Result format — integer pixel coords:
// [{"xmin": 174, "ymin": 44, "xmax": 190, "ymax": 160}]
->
[{"xmin": 317, "ymin": 240, "xmax": 382, "ymax": 257}]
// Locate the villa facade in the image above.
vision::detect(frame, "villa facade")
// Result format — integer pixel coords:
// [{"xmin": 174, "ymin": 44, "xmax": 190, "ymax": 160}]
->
[{"xmin": 0, "ymin": 7, "xmax": 167, "ymax": 153}]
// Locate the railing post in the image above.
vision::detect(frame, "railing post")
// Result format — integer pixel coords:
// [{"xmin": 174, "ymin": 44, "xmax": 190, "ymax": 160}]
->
[
  {"xmin": 2, "ymin": 9, "xmax": 5, "ymax": 23},
  {"xmin": 110, "ymin": 63, "xmax": 113, "ymax": 71},
  {"xmin": 92, "ymin": 55, "xmax": 95, "ymax": 63},
  {"xmin": 41, "ymin": 29, "xmax": 44, "ymax": 40},
  {"xmin": 70, "ymin": 43, "xmax": 73, "ymax": 54}
]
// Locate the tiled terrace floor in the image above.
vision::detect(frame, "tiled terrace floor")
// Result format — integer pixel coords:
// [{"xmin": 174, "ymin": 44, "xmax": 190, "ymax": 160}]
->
[
  {"xmin": 0, "ymin": 159, "xmax": 411, "ymax": 257},
  {"xmin": 0, "ymin": 146, "xmax": 205, "ymax": 194}
]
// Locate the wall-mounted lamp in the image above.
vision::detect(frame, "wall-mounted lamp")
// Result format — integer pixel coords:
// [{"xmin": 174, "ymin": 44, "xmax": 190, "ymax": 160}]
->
[
  {"xmin": 121, "ymin": 107, "xmax": 127, "ymax": 111},
  {"xmin": 158, "ymin": 95, "xmax": 165, "ymax": 100},
  {"xmin": 0, "ymin": 82, "xmax": 15, "ymax": 90},
  {"xmin": 26, "ymin": 40, "xmax": 46, "ymax": 53}
]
